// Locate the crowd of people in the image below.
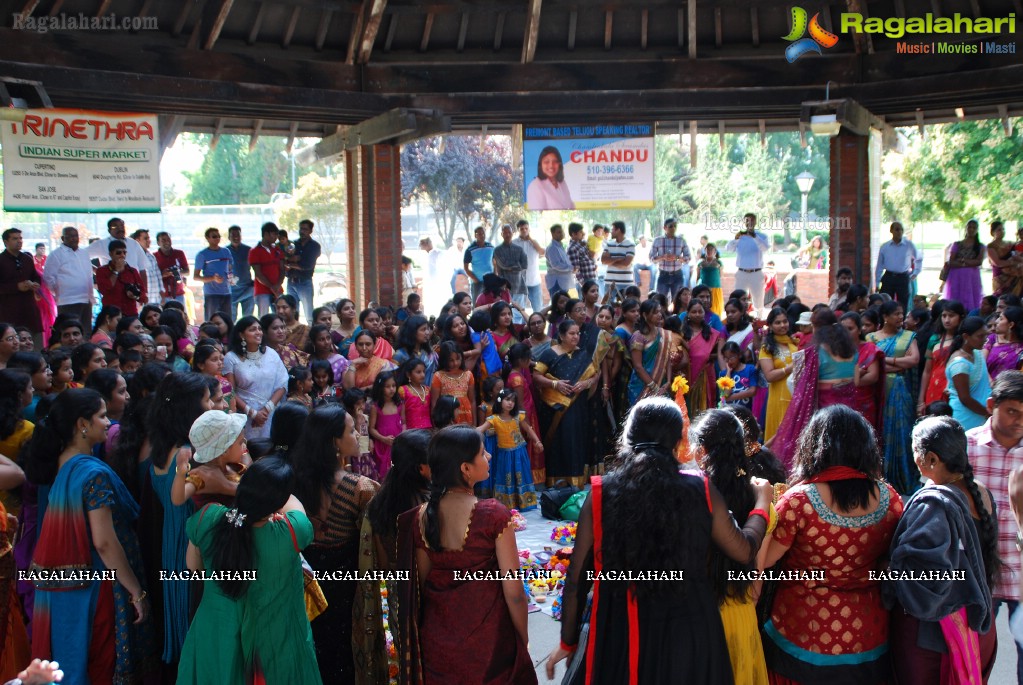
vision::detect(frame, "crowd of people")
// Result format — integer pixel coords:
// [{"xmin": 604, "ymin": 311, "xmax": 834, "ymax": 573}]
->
[{"xmin": 1, "ymin": 214, "xmax": 1023, "ymax": 685}]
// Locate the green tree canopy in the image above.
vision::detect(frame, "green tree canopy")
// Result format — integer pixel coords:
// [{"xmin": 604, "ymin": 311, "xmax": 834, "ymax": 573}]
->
[
  {"xmin": 183, "ymin": 134, "xmax": 291, "ymax": 205},
  {"xmin": 275, "ymin": 172, "xmax": 346, "ymax": 263}
]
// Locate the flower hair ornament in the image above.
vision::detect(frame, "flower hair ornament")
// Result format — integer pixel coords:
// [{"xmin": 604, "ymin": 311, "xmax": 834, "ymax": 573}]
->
[{"xmin": 225, "ymin": 508, "xmax": 247, "ymax": 527}]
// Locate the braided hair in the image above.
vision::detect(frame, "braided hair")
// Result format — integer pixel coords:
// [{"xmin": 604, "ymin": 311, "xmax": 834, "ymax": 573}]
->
[{"xmin": 911, "ymin": 416, "xmax": 1001, "ymax": 587}]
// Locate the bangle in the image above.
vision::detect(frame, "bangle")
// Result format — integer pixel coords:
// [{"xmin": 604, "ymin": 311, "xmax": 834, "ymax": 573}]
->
[
  {"xmin": 176, "ymin": 462, "xmax": 190, "ymax": 475},
  {"xmin": 560, "ymin": 640, "xmax": 577, "ymax": 654},
  {"xmin": 130, "ymin": 590, "xmax": 147, "ymax": 605},
  {"xmin": 246, "ymin": 408, "xmax": 255, "ymax": 419},
  {"xmin": 749, "ymin": 508, "xmax": 770, "ymax": 524},
  {"xmin": 264, "ymin": 400, "xmax": 275, "ymax": 412}
]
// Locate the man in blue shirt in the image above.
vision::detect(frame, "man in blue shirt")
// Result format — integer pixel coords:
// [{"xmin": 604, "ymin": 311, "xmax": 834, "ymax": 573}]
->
[
  {"xmin": 227, "ymin": 225, "xmax": 254, "ymax": 320},
  {"xmin": 874, "ymin": 221, "xmax": 919, "ymax": 307},
  {"xmin": 463, "ymin": 225, "xmax": 494, "ymax": 303},
  {"xmin": 194, "ymin": 227, "xmax": 235, "ymax": 322},
  {"xmin": 725, "ymin": 213, "xmax": 771, "ymax": 315},
  {"xmin": 287, "ymin": 219, "xmax": 321, "ymax": 323}
]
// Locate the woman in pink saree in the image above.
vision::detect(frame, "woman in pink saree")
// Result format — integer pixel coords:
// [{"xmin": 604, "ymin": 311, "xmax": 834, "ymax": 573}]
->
[
  {"xmin": 769, "ymin": 310, "xmax": 862, "ymax": 471},
  {"xmin": 681, "ymin": 300, "xmax": 722, "ymax": 413}
]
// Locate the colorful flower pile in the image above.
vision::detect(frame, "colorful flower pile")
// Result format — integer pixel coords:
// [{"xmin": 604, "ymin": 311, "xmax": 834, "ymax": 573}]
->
[
  {"xmin": 510, "ymin": 509, "xmax": 527, "ymax": 532},
  {"xmin": 551, "ymin": 578, "xmax": 567, "ymax": 620},
  {"xmin": 546, "ymin": 546, "xmax": 573, "ymax": 575},
  {"xmin": 716, "ymin": 376, "xmax": 736, "ymax": 395},
  {"xmin": 550, "ymin": 522, "xmax": 577, "ymax": 545}
]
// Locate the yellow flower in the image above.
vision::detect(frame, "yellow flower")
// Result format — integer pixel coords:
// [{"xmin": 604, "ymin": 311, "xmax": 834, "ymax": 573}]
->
[
  {"xmin": 671, "ymin": 376, "xmax": 690, "ymax": 395},
  {"xmin": 717, "ymin": 376, "xmax": 736, "ymax": 392}
]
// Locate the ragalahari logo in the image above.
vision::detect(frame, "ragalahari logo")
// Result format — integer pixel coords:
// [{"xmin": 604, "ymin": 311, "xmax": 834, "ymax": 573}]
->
[{"xmin": 783, "ymin": 8, "xmax": 840, "ymax": 62}]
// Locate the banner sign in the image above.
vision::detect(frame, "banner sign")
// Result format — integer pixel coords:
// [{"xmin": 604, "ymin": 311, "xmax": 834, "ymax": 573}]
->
[
  {"xmin": 522, "ymin": 124, "xmax": 655, "ymax": 211},
  {"xmin": 2, "ymin": 109, "xmax": 161, "ymax": 212}
]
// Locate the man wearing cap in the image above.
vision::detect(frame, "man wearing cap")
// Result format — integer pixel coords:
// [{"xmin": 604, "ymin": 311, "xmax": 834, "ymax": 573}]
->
[
  {"xmin": 176, "ymin": 410, "xmax": 250, "ymax": 506},
  {"xmin": 726, "ymin": 213, "xmax": 771, "ymax": 314},
  {"xmin": 650, "ymin": 217, "xmax": 690, "ymax": 298}
]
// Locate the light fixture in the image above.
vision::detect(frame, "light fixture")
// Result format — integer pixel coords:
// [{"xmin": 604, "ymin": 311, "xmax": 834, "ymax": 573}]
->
[
  {"xmin": 810, "ymin": 114, "xmax": 841, "ymax": 137},
  {"xmin": 795, "ymin": 170, "xmax": 816, "ymax": 195}
]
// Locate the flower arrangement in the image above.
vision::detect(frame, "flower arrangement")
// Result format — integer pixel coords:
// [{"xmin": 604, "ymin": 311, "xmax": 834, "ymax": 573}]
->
[
  {"xmin": 550, "ymin": 522, "xmax": 577, "ymax": 545},
  {"xmin": 551, "ymin": 578, "xmax": 567, "ymax": 620},
  {"xmin": 716, "ymin": 376, "xmax": 736, "ymax": 396},
  {"xmin": 671, "ymin": 375, "xmax": 691, "ymax": 457},
  {"xmin": 671, "ymin": 375, "xmax": 689, "ymax": 396},
  {"xmin": 545, "ymin": 546, "xmax": 573, "ymax": 575},
  {"xmin": 510, "ymin": 509, "xmax": 527, "ymax": 532}
]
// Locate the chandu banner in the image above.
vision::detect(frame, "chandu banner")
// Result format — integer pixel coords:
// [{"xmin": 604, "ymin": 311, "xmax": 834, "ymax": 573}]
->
[
  {"xmin": 2, "ymin": 108, "xmax": 161, "ymax": 212},
  {"xmin": 522, "ymin": 124, "xmax": 655, "ymax": 211}
]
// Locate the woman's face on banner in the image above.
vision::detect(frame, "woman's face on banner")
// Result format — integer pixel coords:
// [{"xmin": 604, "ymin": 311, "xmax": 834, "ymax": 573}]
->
[{"xmin": 541, "ymin": 152, "xmax": 561, "ymax": 180}]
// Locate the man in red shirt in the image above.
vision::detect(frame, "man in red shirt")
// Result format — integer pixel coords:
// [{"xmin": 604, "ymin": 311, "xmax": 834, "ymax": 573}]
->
[
  {"xmin": 248, "ymin": 222, "xmax": 285, "ymax": 316},
  {"xmin": 154, "ymin": 231, "xmax": 189, "ymax": 304},
  {"xmin": 95, "ymin": 240, "xmax": 145, "ymax": 315}
]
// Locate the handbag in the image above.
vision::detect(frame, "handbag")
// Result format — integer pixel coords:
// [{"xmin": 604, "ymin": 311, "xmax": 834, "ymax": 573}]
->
[
  {"xmin": 939, "ymin": 261, "xmax": 951, "ymax": 281},
  {"xmin": 541, "ymin": 480, "xmax": 579, "ymax": 520},
  {"xmin": 559, "ymin": 491, "xmax": 589, "ymax": 522}
]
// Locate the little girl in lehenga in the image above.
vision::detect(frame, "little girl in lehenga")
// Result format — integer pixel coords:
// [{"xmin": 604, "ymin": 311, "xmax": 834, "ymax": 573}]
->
[
  {"xmin": 343, "ymin": 387, "xmax": 376, "ymax": 479},
  {"xmin": 398, "ymin": 358, "xmax": 432, "ymax": 429},
  {"xmin": 369, "ymin": 371, "xmax": 403, "ymax": 478}
]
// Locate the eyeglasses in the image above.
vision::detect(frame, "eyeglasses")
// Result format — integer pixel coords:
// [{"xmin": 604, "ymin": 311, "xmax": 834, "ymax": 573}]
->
[{"xmin": 112, "ymin": 250, "xmax": 127, "ymax": 256}]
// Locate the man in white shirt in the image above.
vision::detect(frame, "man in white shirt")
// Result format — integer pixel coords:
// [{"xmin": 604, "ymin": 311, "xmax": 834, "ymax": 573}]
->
[
  {"xmin": 725, "ymin": 213, "xmax": 771, "ymax": 314},
  {"xmin": 43, "ymin": 225, "xmax": 94, "ymax": 326},
  {"xmin": 87, "ymin": 217, "xmax": 149, "ymax": 281},
  {"xmin": 131, "ymin": 229, "xmax": 163, "ymax": 309},
  {"xmin": 512, "ymin": 219, "xmax": 546, "ymax": 312},
  {"xmin": 632, "ymin": 235, "xmax": 657, "ymax": 293},
  {"xmin": 419, "ymin": 237, "xmax": 445, "ymax": 317},
  {"xmin": 602, "ymin": 221, "xmax": 635, "ymax": 304}
]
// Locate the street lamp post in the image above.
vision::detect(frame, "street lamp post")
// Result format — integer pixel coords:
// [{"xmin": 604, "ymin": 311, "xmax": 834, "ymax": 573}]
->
[{"xmin": 795, "ymin": 171, "xmax": 815, "ymax": 248}]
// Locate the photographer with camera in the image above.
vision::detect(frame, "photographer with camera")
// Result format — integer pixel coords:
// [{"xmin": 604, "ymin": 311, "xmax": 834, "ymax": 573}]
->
[
  {"xmin": 95, "ymin": 239, "xmax": 146, "ymax": 315},
  {"xmin": 155, "ymin": 231, "xmax": 189, "ymax": 305}
]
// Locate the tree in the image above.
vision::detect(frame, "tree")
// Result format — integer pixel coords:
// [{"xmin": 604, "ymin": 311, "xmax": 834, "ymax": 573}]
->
[
  {"xmin": 183, "ymin": 134, "xmax": 291, "ymax": 205},
  {"xmin": 883, "ymin": 120, "xmax": 1023, "ymax": 223},
  {"xmin": 400, "ymin": 135, "xmax": 523, "ymax": 247},
  {"xmin": 275, "ymin": 172, "xmax": 346, "ymax": 264}
]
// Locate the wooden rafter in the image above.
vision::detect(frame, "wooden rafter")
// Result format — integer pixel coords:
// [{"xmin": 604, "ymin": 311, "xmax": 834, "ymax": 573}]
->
[
  {"xmin": 47, "ymin": 0, "xmax": 65, "ymax": 17},
  {"xmin": 210, "ymin": 118, "xmax": 225, "ymax": 151},
  {"xmin": 568, "ymin": 10, "xmax": 577, "ymax": 50},
  {"xmin": 204, "ymin": 0, "xmax": 235, "ymax": 50},
  {"xmin": 689, "ymin": 120, "xmax": 697, "ymax": 168},
  {"xmin": 494, "ymin": 11, "xmax": 505, "ymax": 50},
  {"xmin": 457, "ymin": 13, "xmax": 468, "ymax": 52},
  {"xmin": 18, "ymin": 0, "xmax": 40, "ymax": 21},
  {"xmin": 286, "ymin": 121, "xmax": 299, "ymax": 153},
  {"xmin": 248, "ymin": 2, "xmax": 266, "ymax": 44},
  {"xmin": 750, "ymin": 7, "xmax": 759, "ymax": 47},
  {"xmin": 384, "ymin": 14, "xmax": 398, "ymax": 51},
  {"xmin": 249, "ymin": 119, "xmax": 264, "ymax": 151},
  {"xmin": 604, "ymin": 10, "xmax": 613, "ymax": 50},
  {"xmin": 714, "ymin": 8, "xmax": 722, "ymax": 48},
  {"xmin": 95, "ymin": 0, "xmax": 113, "ymax": 18},
  {"xmin": 521, "ymin": 0, "xmax": 542, "ymax": 63},
  {"xmin": 677, "ymin": 8, "xmax": 685, "ymax": 49},
  {"xmin": 640, "ymin": 9, "xmax": 648, "ymax": 49},
  {"xmin": 187, "ymin": 18, "xmax": 203, "ymax": 49},
  {"xmin": 687, "ymin": 0, "xmax": 697, "ymax": 58},
  {"xmin": 315, "ymin": 9, "xmax": 333, "ymax": 51},
  {"xmin": 718, "ymin": 120, "xmax": 725, "ymax": 150},
  {"xmin": 282, "ymin": 6, "xmax": 302, "ymax": 48},
  {"xmin": 420, "ymin": 13, "xmax": 434, "ymax": 52},
  {"xmin": 345, "ymin": 5, "xmax": 365, "ymax": 63}
]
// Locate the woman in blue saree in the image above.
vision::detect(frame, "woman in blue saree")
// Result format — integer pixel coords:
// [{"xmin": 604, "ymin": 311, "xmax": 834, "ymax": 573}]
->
[
  {"xmin": 26, "ymin": 389, "xmax": 154, "ymax": 685},
  {"xmin": 867, "ymin": 301, "xmax": 921, "ymax": 495},
  {"xmin": 627, "ymin": 300, "xmax": 675, "ymax": 405}
]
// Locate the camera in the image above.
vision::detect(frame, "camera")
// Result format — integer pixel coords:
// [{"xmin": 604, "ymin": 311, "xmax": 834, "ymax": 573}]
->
[
  {"xmin": 124, "ymin": 282, "xmax": 142, "ymax": 300},
  {"xmin": 168, "ymin": 265, "xmax": 182, "ymax": 283}
]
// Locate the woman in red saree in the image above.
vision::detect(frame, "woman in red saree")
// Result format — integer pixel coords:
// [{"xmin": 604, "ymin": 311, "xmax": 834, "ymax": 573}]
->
[
  {"xmin": 395, "ymin": 426, "xmax": 535, "ymax": 685},
  {"xmin": 840, "ymin": 312, "xmax": 886, "ymax": 437},
  {"xmin": 917, "ymin": 301, "xmax": 965, "ymax": 414}
]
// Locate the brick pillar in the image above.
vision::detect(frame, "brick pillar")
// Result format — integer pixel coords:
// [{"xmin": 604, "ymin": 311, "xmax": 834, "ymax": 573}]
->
[
  {"xmin": 345, "ymin": 144, "xmax": 403, "ymax": 307},
  {"xmin": 828, "ymin": 131, "xmax": 872, "ymax": 292}
]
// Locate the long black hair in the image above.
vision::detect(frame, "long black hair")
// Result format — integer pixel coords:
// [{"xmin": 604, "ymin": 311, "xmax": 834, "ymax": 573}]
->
[
  {"xmin": 721, "ymin": 404, "xmax": 786, "ymax": 484},
  {"xmin": 602, "ymin": 397, "xmax": 699, "ymax": 599},
  {"xmin": 949, "ymin": 316, "xmax": 987, "ymax": 355},
  {"xmin": 109, "ymin": 362, "xmax": 172, "ymax": 495},
  {"xmin": 911, "ymin": 416, "xmax": 1001, "ymax": 587},
  {"xmin": 423, "ymin": 426, "xmax": 483, "ymax": 551},
  {"xmin": 24, "ymin": 389, "xmax": 104, "ymax": 485},
  {"xmin": 813, "ymin": 308, "xmax": 857, "ymax": 359},
  {"xmin": 683, "ymin": 300, "xmax": 712, "ymax": 341},
  {"xmin": 145, "ymin": 373, "xmax": 210, "ymax": 469},
  {"xmin": 367, "ymin": 429, "xmax": 431, "ymax": 539},
  {"xmin": 269, "ymin": 401, "xmax": 310, "ymax": 459},
  {"xmin": 0, "ymin": 369, "xmax": 30, "ymax": 442},
  {"xmin": 92, "ymin": 305, "xmax": 122, "ymax": 335},
  {"xmin": 690, "ymin": 409, "xmax": 757, "ymax": 603},
  {"xmin": 397, "ymin": 315, "xmax": 431, "ymax": 357},
  {"xmin": 431, "ymin": 395, "xmax": 460, "ymax": 429},
  {"xmin": 210, "ymin": 456, "xmax": 295, "ymax": 598},
  {"xmin": 84, "ymin": 368, "xmax": 122, "ymax": 404},
  {"xmin": 791, "ymin": 405, "xmax": 880, "ymax": 511},
  {"xmin": 291, "ymin": 404, "xmax": 348, "ymax": 515},
  {"xmin": 724, "ymin": 298, "xmax": 751, "ymax": 335},
  {"xmin": 70, "ymin": 342, "xmax": 103, "ymax": 381}
]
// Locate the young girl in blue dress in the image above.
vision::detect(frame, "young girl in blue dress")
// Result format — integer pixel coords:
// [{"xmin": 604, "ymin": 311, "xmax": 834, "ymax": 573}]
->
[
  {"xmin": 717, "ymin": 341, "xmax": 758, "ymax": 410},
  {"xmin": 476, "ymin": 389, "xmax": 542, "ymax": 510}
]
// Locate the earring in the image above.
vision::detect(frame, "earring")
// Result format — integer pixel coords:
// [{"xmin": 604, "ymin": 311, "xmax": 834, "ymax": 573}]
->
[{"xmin": 81, "ymin": 429, "xmax": 87, "ymax": 438}]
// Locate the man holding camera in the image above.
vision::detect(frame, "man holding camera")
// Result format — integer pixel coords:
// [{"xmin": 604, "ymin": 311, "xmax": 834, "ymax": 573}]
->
[
  {"xmin": 155, "ymin": 231, "xmax": 189, "ymax": 305},
  {"xmin": 96, "ymin": 239, "xmax": 146, "ymax": 315}
]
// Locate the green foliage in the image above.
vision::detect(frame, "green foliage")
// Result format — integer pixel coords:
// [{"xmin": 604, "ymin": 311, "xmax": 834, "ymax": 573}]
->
[
  {"xmin": 183, "ymin": 134, "xmax": 290, "ymax": 205},
  {"xmin": 400, "ymin": 136, "xmax": 522, "ymax": 247},
  {"xmin": 883, "ymin": 120, "xmax": 1023, "ymax": 223},
  {"xmin": 275, "ymin": 172, "xmax": 346, "ymax": 262}
]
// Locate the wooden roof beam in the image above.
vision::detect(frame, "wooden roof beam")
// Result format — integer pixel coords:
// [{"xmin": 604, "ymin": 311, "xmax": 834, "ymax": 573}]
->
[
  {"xmin": 494, "ymin": 11, "xmax": 505, "ymax": 50},
  {"xmin": 568, "ymin": 10, "xmax": 577, "ymax": 50},
  {"xmin": 249, "ymin": 119, "xmax": 264, "ymax": 151},
  {"xmin": 247, "ymin": 3, "xmax": 266, "ymax": 44},
  {"xmin": 134, "ymin": 0, "xmax": 154, "ymax": 32},
  {"xmin": 999, "ymin": 105, "xmax": 1013, "ymax": 136},
  {"xmin": 457, "ymin": 13, "xmax": 469, "ymax": 52},
  {"xmin": 95, "ymin": 0, "xmax": 113, "ymax": 18},
  {"xmin": 522, "ymin": 0, "xmax": 542, "ymax": 63},
  {"xmin": 18, "ymin": 0, "xmax": 40, "ymax": 22},
  {"xmin": 210, "ymin": 118, "xmax": 225, "ymax": 151},
  {"xmin": 204, "ymin": 0, "xmax": 235, "ymax": 50},
  {"xmin": 345, "ymin": 5, "xmax": 365, "ymax": 63},
  {"xmin": 357, "ymin": 0, "xmax": 388, "ymax": 63},
  {"xmin": 641, "ymin": 9, "xmax": 648, "ymax": 49},
  {"xmin": 689, "ymin": 120, "xmax": 697, "ymax": 168},
  {"xmin": 282, "ymin": 6, "xmax": 302, "ymax": 48},
  {"xmin": 47, "ymin": 0, "xmax": 65, "ymax": 17},
  {"xmin": 286, "ymin": 121, "xmax": 300, "ymax": 153},
  {"xmin": 718, "ymin": 120, "xmax": 725, "ymax": 150},
  {"xmin": 420, "ymin": 12, "xmax": 434, "ymax": 52},
  {"xmin": 714, "ymin": 8, "xmax": 722, "ymax": 48},
  {"xmin": 750, "ymin": 7, "xmax": 759, "ymax": 47},
  {"xmin": 604, "ymin": 10, "xmax": 613, "ymax": 50},
  {"xmin": 687, "ymin": 0, "xmax": 697, "ymax": 58},
  {"xmin": 384, "ymin": 13, "xmax": 398, "ymax": 51},
  {"xmin": 315, "ymin": 9, "xmax": 333, "ymax": 51}
]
